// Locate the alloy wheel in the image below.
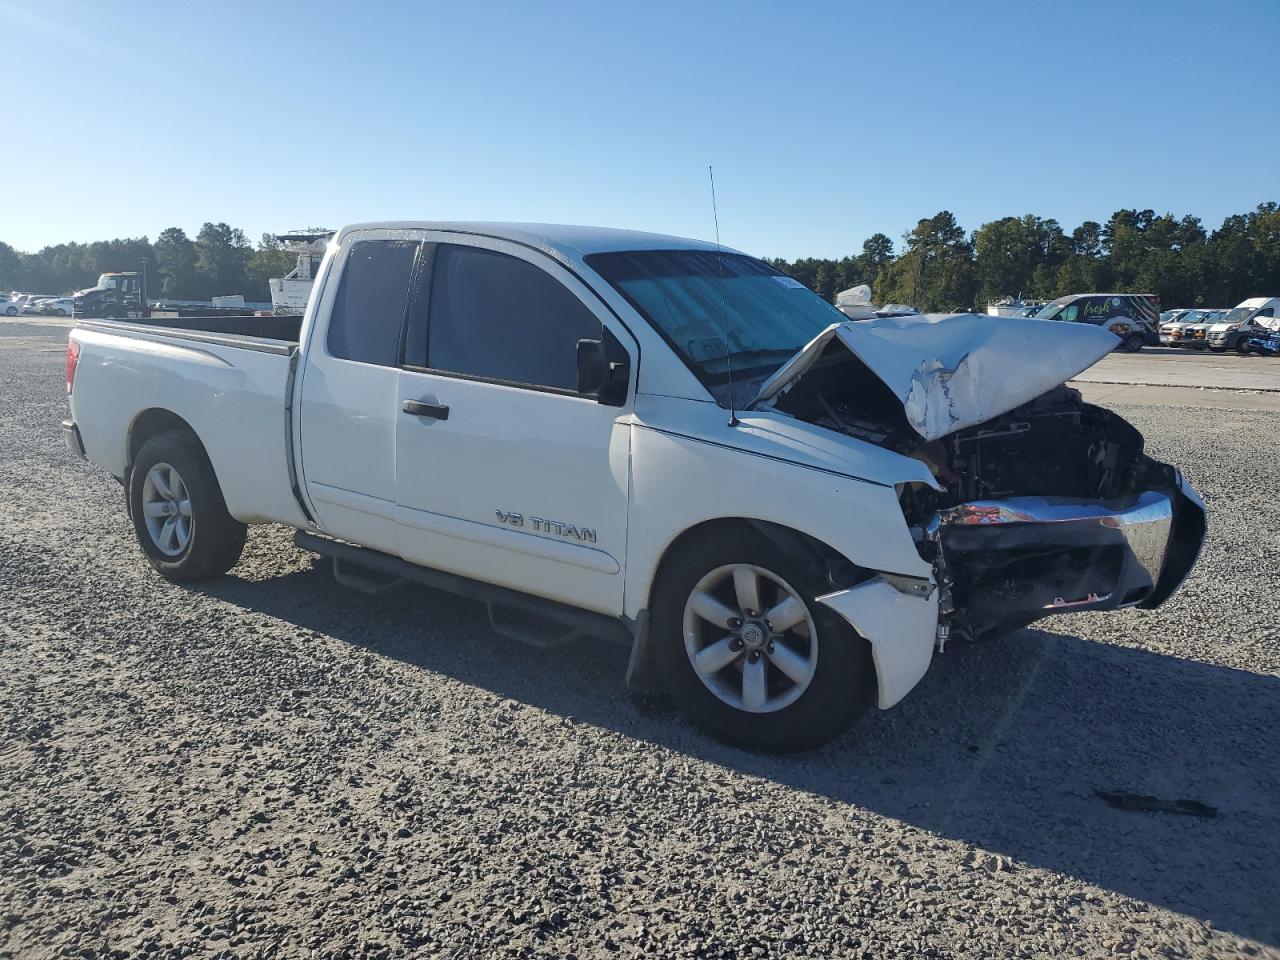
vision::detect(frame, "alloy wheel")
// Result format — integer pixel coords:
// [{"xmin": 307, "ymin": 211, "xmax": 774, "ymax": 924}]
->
[
  {"xmin": 141, "ymin": 462, "xmax": 193, "ymax": 557},
  {"xmin": 682, "ymin": 563, "xmax": 818, "ymax": 713}
]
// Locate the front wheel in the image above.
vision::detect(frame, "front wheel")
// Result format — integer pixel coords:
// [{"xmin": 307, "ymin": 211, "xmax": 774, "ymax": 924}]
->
[
  {"xmin": 652, "ymin": 527, "xmax": 874, "ymax": 752},
  {"xmin": 129, "ymin": 431, "xmax": 246, "ymax": 581},
  {"xmin": 4, "ymin": 306, "xmax": 16, "ymax": 317},
  {"xmin": 1236, "ymin": 339, "xmax": 1250, "ymax": 355}
]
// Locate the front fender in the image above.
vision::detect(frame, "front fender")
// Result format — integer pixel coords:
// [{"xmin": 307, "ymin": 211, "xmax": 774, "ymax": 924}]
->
[
  {"xmin": 624, "ymin": 421, "xmax": 933, "ymax": 622},
  {"xmin": 818, "ymin": 578, "xmax": 939, "ymax": 709}
]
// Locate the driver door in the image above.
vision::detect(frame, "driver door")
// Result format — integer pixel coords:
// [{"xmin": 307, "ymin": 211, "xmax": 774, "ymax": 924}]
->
[{"xmin": 394, "ymin": 238, "xmax": 636, "ymax": 616}]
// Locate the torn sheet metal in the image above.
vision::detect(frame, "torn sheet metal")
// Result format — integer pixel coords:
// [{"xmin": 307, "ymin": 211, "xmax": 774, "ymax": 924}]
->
[{"xmin": 752, "ymin": 314, "xmax": 1120, "ymax": 441}]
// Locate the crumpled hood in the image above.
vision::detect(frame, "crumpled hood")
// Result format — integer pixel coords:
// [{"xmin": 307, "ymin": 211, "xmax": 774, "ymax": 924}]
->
[{"xmin": 751, "ymin": 313, "xmax": 1119, "ymax": 441}]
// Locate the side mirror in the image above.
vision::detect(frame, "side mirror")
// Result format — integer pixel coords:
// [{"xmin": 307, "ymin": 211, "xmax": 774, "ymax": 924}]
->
[{"xmin": 577, "ymin": 338, "xmax": 629, "ymax": 406}]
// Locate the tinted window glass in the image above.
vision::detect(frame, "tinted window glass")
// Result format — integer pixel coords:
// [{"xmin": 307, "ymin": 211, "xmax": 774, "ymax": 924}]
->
[
  {"xmin": 327, "ymin": 239, "xmax": 419, "ymax": 365},
  {"xmin": 427, "ymin": 245, "xmax": 602, "ymax": 390}
]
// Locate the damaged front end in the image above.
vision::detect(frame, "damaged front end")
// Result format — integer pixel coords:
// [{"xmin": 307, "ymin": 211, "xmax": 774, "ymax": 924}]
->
[
  {"xmin": 917, "ymin": 394, "xmax": 1206, "ymax": 636},
  {"xmin": 759, "ymin": 315, "xmax": 1207, "ymax": 647}
]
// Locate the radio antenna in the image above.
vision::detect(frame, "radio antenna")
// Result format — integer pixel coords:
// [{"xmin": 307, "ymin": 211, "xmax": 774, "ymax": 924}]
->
[{"xmin": 709, "ymin": 165, "xmax": 738, "ymax": 427}]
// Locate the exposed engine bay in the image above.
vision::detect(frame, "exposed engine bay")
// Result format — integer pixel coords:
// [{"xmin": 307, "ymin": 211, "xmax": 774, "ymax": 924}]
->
[
  {"xmin": 768, "ymin": 342, "xmax": 1201, "ymax": 633},
  {"xmin": 768, "ymin": 343, "xmax": 1159, "ymax": 509}
]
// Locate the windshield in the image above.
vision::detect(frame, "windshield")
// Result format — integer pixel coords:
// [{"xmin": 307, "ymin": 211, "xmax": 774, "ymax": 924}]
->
[
  {"xmin": 1033, "ymin": 302, "xmax": 1068, "ymax": 320},
  {"xmin": 586, "ymin": 250, "xmax": 844, "ymax": 390},
  {"xmin": 1221, "ymin": 307, "xmax": 1254, "ymax": 325}
]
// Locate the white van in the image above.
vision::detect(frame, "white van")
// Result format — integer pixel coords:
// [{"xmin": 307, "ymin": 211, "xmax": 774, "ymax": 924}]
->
[{"xmin": 1206, "ymin": 297, "xmax": 1280, "ymax": 352}]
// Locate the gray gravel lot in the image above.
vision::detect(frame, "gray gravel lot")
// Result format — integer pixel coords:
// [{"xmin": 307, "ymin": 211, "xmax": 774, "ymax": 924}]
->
[{"xmin": 1, "ymin": 320, "xmax": 1277, "ymax": 959}]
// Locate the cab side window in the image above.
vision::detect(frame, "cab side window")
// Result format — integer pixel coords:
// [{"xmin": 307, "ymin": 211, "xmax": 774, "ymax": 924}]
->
[
  {"xmin": 426, "ymin": 244, "xmax": 603, "ymax": 391},
  {"xmin": 327, "ymin": 239, "xmax": 420, "ymax": 366}
]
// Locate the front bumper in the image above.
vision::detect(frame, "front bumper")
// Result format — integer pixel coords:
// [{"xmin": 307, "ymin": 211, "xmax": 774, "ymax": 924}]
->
[
  {"xmin": 926, "ymin": 476, "xmax": 1205, "ymax": 625},
  {"xmin": 62, "ymin": 419, "xmax": 85, "ymax": 459},
  {"xmin": 818, "ymin": 475, "xmax": 1206, "ymax": 713}
]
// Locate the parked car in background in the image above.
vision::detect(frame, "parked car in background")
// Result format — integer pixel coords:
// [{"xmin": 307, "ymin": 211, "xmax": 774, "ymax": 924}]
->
[
  {"xmin": 1207, "ymin": 297, "xmax": 1280, "ymax": 353},
  {"xmin": 1, "ymin": 295, "xmax": 20, "ymax": 317},
  {"xmin": 1034, "ymin": 293, "xmax": 1160, "ymax": 352},
  {"xmin": 1159, "ymin": 309, "xmax": 1189, "ymax": 325},
  {"xmin": 1180, "ymin": 309, "xmax": 1226, "ymax": 349},
  {"xmin": 8, "ymin": 293, "xmax": 61, "ymax": 314},
  {"xmin": 33, "ymin": 297, "xmax": 75, "ymax": 316},
  {"xmin": 1160, "ymin": 309, "xmax": 1205, "ymax": 347},
  {"xmin": 1245, "ymin": 326, "xmax": 1280, "ymax": 357}
]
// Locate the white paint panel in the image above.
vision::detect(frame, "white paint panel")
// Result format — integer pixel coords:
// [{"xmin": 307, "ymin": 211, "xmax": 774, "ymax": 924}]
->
[
  {"xmin": 69, "ymin": 327, "xmax": 307, "ymax": 527},
  {"xmin": 818, "ymin": 578, "xmax": 938, "ymax": 709}
]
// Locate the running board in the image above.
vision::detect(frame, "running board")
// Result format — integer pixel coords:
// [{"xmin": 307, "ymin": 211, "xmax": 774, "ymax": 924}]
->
[
  {"xmin": 332, "ymin": 557, "xmax": 406, "ymax": 595},
  {"xmin": 294, "ymin": 530, "xmax": 633, "ymax": 649}
]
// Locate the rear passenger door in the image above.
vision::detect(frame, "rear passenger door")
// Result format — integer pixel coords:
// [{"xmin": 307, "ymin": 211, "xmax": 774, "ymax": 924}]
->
[
  {"xmin": 394, "ymin": 237, "xmax": 636, "ymax": 616},
  {"xmin": 297, "ymin": 233, "xmax": 422, "ymax": 554}
]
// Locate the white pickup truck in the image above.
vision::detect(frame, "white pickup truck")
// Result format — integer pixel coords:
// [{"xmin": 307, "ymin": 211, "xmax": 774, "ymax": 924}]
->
[{"xmin": 63, "ymin": 222, "xmax": 1207, "ymax": 752}]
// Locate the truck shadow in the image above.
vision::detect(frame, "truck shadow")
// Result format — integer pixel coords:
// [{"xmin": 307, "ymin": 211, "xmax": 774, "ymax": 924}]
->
[{"xmin": 204, "ymin": 557, "xmax": 1280, "ymax": 947}]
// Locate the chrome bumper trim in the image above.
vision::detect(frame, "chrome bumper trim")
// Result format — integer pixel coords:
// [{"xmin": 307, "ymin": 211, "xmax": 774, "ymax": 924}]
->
[{"xmin": 926, "ymin": 481, "xmax": 1205, "ymax": 623}]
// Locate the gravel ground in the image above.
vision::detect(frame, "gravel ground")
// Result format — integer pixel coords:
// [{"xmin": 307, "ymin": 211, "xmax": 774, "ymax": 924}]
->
[{"xmin": 1, "ymin": 321, "xmax": 1277, "ymax": 959}]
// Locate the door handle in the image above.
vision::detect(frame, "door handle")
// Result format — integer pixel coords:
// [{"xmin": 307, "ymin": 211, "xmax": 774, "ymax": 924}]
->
[{"xmin": 402, "ymin": 399, "xmax": 450, "ymax": 421}]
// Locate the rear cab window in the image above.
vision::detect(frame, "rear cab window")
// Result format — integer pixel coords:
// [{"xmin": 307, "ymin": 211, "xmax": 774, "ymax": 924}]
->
[{"xmin": 327, "ymin": 239, "xmax": 421, "ymax": 366}]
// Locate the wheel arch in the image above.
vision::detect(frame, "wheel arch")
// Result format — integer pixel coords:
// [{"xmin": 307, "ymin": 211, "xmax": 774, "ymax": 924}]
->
[
  {"xmin": 647, "ymin": 518, "xmax": 866, "ymax": 612},
  {"xmin": 126, "ymin": 409, "xmax": 223, "ymax": 491},
  {"xmin": 625, "ymin": 516, "xmax": 876, "ymax": 696}
]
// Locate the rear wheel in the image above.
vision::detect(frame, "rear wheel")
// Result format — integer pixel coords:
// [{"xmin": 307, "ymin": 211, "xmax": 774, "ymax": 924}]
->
[
  {"xmin": 1122, "ymin": 333, "xmax": 1145, "ymax": 353},
  {"xmin": 652, "ymin": 527, "xmax": 874, "ymax": 752},
  {"xmin": 129, "ymin": 432, "xmax": 246, "ymax": 581}
]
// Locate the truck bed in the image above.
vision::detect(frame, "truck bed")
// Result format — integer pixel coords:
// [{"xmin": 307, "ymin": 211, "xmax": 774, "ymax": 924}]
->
[
  {"xmin": 69, "ymin": 318, "xmax": 311, "ymax": 529},
  {"xmin": 80, "ymin": 314, "xmax": 304, "ymax": 349}
]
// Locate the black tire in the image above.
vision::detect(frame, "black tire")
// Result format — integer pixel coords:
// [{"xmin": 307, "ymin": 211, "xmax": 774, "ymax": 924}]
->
[
  {"xmin": 1235, "ymin": 339, "xmax": 1250, "ymax": 355},
  {"xmin": 4, "ymin": 306, "xmax": 16, "ymax": 317},
  {"xmin": 1209, "ymin": 347, "xmax": 1226, "ymax": 353},
  {"xmin": 128, "ymin": 431, "xmax": 246, "ymax": 581},
  {"xmin": 1122, "ymin": 333, "xmax": 1144, "ymax": 353},
  {"xmin": 651, "ymin": 526, "xmax": 875, "ymax": 753}
]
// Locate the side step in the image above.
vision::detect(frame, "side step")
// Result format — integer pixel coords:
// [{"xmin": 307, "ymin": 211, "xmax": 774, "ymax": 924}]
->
[
  {"xmin": 294, "ymin": 530, "xmax": 634, "ymax": 649},
  {"xmin": 332, "ymin": 557, "xmax": 406, "ymax": 595}
]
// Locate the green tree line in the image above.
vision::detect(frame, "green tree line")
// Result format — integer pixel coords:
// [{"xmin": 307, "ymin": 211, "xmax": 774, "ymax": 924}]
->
[
  {"xmin": 767, "ymin": 202, "xmax": 1279, "ymax": 311},
  {"xmin": 4, "ymin": 203, "xmax": 1278, "ymax": 310},
  {"xmin": 0, "ymin": 224, "xmax": 296, "ymax": 302}
]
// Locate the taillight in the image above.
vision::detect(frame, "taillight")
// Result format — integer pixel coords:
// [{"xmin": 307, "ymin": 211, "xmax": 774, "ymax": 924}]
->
[{"xmin": 66, "ymin": 338, "xmax": 80, "ymax": 395}]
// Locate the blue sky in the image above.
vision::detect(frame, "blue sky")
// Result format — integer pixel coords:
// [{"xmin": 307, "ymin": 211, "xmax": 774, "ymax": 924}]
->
[{"xmin": 2, "ymin": 0, "xmax": 1277, "ymax": 259}]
